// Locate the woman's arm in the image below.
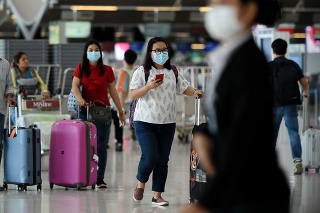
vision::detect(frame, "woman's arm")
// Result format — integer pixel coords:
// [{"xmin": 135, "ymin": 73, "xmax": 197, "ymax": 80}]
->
[
  {"xmin": 183, "ymin": 86, "xmax": 204, "ymax": 98},
  {"xmin": 130, "ymin": 79, "xmax": 160, "ymax": 100},
  {"xmin": 72, "ymin": 76, "xmax": 85, "ymax": 106},
  {"xmin": 34, "ymin": 70, "xmax": 49, "ymax": 92},
  {"xmin": 10, "ymin": 68, "xmax": 18, "ymax": 94},
  {"xmin": 109, "ymin": 81, "xmax": 126, "ymax": 125},
  {"xmin": 34, "ymin": 69, "xmax": 50, "ymax": 98}
]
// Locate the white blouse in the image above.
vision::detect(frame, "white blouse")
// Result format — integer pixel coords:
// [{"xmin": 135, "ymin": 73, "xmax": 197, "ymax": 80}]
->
[{"xmin": 130, "ymin": 65, "xmax": 190, "ymax": 124}]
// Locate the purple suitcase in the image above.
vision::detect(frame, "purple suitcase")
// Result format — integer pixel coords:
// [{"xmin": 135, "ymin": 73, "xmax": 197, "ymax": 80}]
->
[{"xmin": 49, "ymin": 119, "xmax": 98, "ymax": 190}]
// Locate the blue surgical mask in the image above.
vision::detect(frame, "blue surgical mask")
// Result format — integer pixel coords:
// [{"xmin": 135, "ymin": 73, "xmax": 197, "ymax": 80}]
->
[
  {"xmin": 87, "ymin": 51, "xmax": 101, "ymax": 62},
  {"xmin": 152, "ymin": 52, "xmax": 169, "ymax": 65}
]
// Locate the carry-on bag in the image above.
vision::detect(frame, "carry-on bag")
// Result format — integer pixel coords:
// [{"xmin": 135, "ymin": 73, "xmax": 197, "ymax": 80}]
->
[
  {"xmin": 31, "ymin": 121, "xmax": 55, "ymax": 154},
  {"xmin": 3, "ymin": 106, "xmax": 42, "ymax": 191},
  {"xmin": 189, "ymin": 98, "xmax": 208, "ymax": 203},
  {"xmin": 49, "ymin": 105, "xmax": 98, "ymax": 190},
  {"xmin": 301, "ymin": 97, "xmax": 320, "ymax": 173}
]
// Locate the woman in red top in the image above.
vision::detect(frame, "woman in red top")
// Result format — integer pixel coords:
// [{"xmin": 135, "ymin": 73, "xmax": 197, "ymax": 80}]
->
[{"xmin": 72, "ymin": 39, "xmax": 126, "ymax": 188}]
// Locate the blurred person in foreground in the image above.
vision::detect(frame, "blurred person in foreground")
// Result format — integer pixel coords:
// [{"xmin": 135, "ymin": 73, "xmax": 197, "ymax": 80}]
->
[{"xmin": 179, "ymin": 0, "xmax": 290, "ymax": 213}]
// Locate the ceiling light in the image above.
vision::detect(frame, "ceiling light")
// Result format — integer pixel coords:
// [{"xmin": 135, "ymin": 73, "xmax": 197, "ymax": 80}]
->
[
  {"xmin": 70, "ymin": 6, "xmax": 118, "ymax": 11},
  {"xmin": 199, "ymin": 7, "xmax": 211, "ymax": 12},
  {"xmin": 292, "ymin": 33, "xmax": 306, "ymax": 39},
  {"xmin": 191, "ymin": 43, "xmax": 205, "ymax": 50},
  {"xmin": 136, "ymin": 7, "xmax": 181, "ymax": 12}
]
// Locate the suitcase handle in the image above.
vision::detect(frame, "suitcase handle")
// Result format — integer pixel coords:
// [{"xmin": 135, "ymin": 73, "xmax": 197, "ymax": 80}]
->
[
  {"xmin": 194, "ymin": 98, "xmax": 201, "ymax": 126},
  {"xmin": 8, "ymin": 103, "xmax": 18, "ymax": 136},
  {"xmin": 77, "ymin": 103, "xmax": 90, "ymax": 120},
  {"xmin": 302, "ymin": 97, "xmax": 310, "ymax": 133}
]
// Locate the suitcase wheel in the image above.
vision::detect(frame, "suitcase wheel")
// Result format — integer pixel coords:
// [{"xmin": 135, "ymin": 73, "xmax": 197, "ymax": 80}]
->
[
  {"xmin": 3, "ymin": 183, "xmax": 8, "ymax": 190},
  {"xmin": 188, "ymin": 198, "xmax": 196, "ymax": 204},
  {"xmin": 37, "ymin": 184, "xmax": 42, "ymax": 191},
  {"xmin": 18, "ymin": 185, "xmax": 27, "ymax": 191},
  {"xmin": 92, "ymin": 183, "xmax": 96, "ymax": 190},
  {"xmin": 177, "ymin": 130, "xmax": 184, "ymax": 140},
  {"xmin": 177, "ymin": 130, "xmax": 189, "ymax": 144},
  {"xmin": 50, "ymin": 183, "xmax": 54, "ymax": 189},
  {"xmin": 76, "ymin": 184, "xmax": 81, "ymax": 190}
]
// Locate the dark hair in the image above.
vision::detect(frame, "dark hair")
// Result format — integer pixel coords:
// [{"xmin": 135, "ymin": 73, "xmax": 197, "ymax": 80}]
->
[
  {"xmin": 11, "ymin": 51, "xmax": 27, "ymax": 69},
  {"xmin": 144, "ymin": 37, "xmax": 172, "ymax": 70},
  {"xmin": 124, "ymin": 49, "xmax": 137, "ymax": 65},
  {"xmin": 271, "ymin": 38, "xmax": 287, "ymax": 55},
  {"xmin": 241, "ymin": 0, "xmax": 281, "ymax": 26},
  {"xmin": 81, "ymin": 39, "xmax": 105, "ymax": 77}
]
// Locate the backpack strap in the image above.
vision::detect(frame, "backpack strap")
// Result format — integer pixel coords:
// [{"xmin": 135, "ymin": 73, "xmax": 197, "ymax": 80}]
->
[
  {"xmin": 116, "ymin": 70, "xmax": 128, "ymax": 92},
  {"xmin": 143, "ymin": 65, "xmax": 150, "ymax": 83},
  {"xmin": 171, "ymin": 65, "xmax": 179, "ymax": 83}
]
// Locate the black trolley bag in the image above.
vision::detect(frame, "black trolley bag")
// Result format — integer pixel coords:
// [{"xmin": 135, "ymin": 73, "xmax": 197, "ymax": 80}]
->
[
  {"xmin": 3, "ymin": 106, "xmax": 42, "ymax": 191},
  {"xmin": 189, "ymin": 98, "xmax": 208, "ymax": 203}
]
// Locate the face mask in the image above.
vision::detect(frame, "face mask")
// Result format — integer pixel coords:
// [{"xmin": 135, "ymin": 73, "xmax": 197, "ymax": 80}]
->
[
  {"xmin": 152, "ymin": 52, "xmax": 169, "ymax": 65},
  {"xmin": 204, "ymin": 6, "xmax": 244, "ymax": 41},
  {"xmin": 87, "ymin": 51, "xmax": 101, "ymax": 62}
]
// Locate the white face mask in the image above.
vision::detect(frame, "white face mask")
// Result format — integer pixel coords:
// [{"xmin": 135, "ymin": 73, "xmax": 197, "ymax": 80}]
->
[{"xmin": 204, "ymin": 5, "xmax": 245, "ymax": 41}]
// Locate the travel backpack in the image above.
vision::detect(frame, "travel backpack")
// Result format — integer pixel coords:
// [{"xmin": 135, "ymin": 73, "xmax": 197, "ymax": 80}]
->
[
  {"xmin": 129, "ymin": 65, "xmax": 179, "ymax": 130},
  {"xmin": 269, "ymin": 60, "xmax": 301, "ymax": 105}
]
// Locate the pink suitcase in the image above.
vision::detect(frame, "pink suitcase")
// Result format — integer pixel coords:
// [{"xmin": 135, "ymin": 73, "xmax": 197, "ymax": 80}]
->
[{"xmin": 49, "ymin": 119, "xmax": 98, "ymax": 190}]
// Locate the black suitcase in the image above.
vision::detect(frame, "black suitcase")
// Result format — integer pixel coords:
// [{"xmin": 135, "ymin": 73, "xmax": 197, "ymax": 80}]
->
[{"xmin": 189, "ymin": 98, "xmax": 208, "ymax": 203}]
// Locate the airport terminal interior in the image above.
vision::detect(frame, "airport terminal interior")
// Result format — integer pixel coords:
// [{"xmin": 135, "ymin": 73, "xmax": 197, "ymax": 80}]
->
[
  {"xmin": 0, "ymin": 124, "xmax": 320, "ymax": 213},
  {"xmin": 1, "ymin": 0, "xmax": 320, "ymax": 213}
]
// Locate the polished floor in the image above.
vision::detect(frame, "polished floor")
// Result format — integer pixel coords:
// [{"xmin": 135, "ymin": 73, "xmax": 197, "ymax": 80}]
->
[{"xmin": 0, "ymin": 123, "xmax": 320, "ymax": 213}]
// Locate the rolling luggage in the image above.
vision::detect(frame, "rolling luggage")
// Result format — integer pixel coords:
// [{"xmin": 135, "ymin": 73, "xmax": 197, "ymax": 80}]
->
[
  {"xmin": 301, "ymin": 97, "xmax": 320, "ymax": 173},
  {"xmin": 32, "ymin": 121, "xmax": 54, "ymax": 154},
  {"xmin": 49, "ymin": 106, "xmax": 98, "ymax": 190},
  {"xmin": 3, "ymin": 106, "xmax": 42, "ymax": 191},
  {"xmin": 189, "ymin": 98, "xmax": 208, "ymax": 203}
]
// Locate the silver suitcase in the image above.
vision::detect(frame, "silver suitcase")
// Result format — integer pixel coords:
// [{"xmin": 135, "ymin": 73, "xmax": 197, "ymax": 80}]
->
[
  {"xmin": 301, "ymin": 97, "xmax": 320, "ymax": 173},
  {"xmin": 301, "ymin": 128, "xmax": 320, "ymax": 172}
]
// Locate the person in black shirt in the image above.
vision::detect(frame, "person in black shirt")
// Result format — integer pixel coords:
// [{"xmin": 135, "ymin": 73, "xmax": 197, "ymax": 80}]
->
[{"xmin": 269, "ymin": 38, "xmax": 309, "ymax": 175}]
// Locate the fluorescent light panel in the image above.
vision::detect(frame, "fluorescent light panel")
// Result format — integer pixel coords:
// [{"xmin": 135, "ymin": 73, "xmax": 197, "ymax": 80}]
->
[
  {"xmin": 136, "ymin": 7, "xmax": 181, "ymax": 12},
  {"xmin": 191, "ymin": 44, "xmax": 205, "ymax": 50},
  {"xmin": 69, "ymin": 5, "xmax": 211, "ymax": 12},
  {"xmin": 199, "ymin": 7, "xmax": 211, "ymax": 12},
  {"xmin": 70, "ymin": 6, "xmax": 118, "ymax": 11}
]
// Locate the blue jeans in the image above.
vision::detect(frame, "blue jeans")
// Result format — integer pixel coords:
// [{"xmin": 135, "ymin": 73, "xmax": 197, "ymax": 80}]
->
[
  {"xmin": 273, "ymin": 105, "xmax": 302, "ymax": 162},
  {"xmin": 134, "ymin": 121, "xmax": 176, "ymax": 192},
  {"xmin": 0, "ymin": 114, "xmax": 4, "ymax": 165},
  {"xmin": 79, "ymin": 112, "xmax": 111, "ymax": 179}
]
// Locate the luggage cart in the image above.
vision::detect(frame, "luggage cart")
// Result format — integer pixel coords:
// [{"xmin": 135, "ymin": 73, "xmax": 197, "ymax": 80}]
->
[
  {"xmin": 175, "ymin": 66, "xmax": 213, "ymax": 143},
  {"xmin": 6, "ymin": 65, "xmax": 72, "ymax": 155}
]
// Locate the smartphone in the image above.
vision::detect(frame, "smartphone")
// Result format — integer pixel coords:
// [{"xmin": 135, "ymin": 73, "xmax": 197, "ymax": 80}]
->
[{"xmin": 155, "ymin": 73, "xmax": 164, "ymax": 81}]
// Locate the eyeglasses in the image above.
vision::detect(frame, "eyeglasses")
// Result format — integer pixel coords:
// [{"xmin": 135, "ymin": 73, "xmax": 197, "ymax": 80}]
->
[{"xmin": 151, "ymin": 48, "xmax": 169, "ymax": 55}]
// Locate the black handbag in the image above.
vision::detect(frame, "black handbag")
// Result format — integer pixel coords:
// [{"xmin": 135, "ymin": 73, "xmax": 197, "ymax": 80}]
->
[{"xmin": 88, "ymin": 100, "xmax": 112, "ymax": 125}]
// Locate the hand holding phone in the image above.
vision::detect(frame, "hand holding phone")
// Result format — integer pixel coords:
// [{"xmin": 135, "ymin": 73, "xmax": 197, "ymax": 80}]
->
[{"xmin": 155, "ymin": 73, "xmax": 164, "ymax": 81}]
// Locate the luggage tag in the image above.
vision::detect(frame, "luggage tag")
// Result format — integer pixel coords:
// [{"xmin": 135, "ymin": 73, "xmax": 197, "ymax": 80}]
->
[{"xmin": 93, "ymin": 154, "xmax": 99, "ymax": 163}]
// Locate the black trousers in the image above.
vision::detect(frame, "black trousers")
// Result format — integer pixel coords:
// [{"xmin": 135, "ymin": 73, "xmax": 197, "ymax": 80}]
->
[{"xmin": 111, "ymin": 109, "xmax": 123, "ymax": 143}]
